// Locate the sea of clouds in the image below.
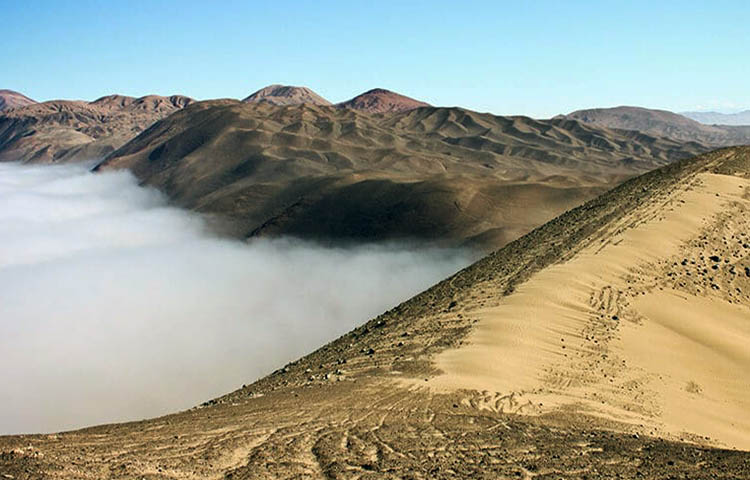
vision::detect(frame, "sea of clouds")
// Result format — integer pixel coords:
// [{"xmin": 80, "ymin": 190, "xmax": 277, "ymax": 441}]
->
[{"xmin": 0, "ymin": 162, "xmax": 473, "ymax": 434}]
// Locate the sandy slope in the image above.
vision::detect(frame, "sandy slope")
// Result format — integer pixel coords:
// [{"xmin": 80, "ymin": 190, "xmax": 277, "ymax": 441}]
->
[{"xmin": 429, "ymin": 171, "xmax": 750, "ymax": 448}]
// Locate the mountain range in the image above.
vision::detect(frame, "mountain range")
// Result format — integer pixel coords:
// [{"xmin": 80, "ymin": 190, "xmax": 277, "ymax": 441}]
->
[
  {"xmin": 93, "ymin": 99, "xmax": 705, "ymax": 250},
  {"xmin": 0, "ymin": 92, "xmax": 194, "ymax": 163},
  {"xmin": 2, "ymin": 86, "xmax": 748, "ymax": 252}
]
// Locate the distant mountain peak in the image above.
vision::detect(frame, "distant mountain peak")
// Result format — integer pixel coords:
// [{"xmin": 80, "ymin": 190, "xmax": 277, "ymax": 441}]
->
[
  {"xmin": 0, "ymin": 89, "xmax": 37, "ymax": 111},
  {"xmin": 336, "ymin": 88, "xmax": 430, "ymax": 114},
  {"xmin": 243, "ymin": 84, "xmax": 332, "ymax": 106}
]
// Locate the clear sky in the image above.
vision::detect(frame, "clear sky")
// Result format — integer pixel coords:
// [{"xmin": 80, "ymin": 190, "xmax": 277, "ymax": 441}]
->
[{"xmin": 3, "ymin": 0, "xmax": 749, "ymax": 117}]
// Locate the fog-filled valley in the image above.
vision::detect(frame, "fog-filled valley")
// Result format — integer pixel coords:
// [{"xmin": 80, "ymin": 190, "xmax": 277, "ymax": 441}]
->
[{"xmin": 0, "ymin": 162, "xmax": 473, "ymax": 434}]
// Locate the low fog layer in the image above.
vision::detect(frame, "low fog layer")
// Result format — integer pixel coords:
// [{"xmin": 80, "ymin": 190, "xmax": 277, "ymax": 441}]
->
[{"xmin": 0, "ymin": 163, "xmax": 473, "ymax": 435}]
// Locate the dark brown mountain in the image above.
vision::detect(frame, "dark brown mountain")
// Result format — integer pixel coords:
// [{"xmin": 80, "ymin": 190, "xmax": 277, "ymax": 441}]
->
[
  {"xmin": 560, "ymin": 106, "xmax": 750, "ymax": 146},
  {"xmin": 0, "ymin": 89, "xmax": 37, "ymax": 111},
  {"xmin": 243, "ymin": 84, "xmax": 332, "ymax": 106},
  {"xmin": 4, "ymin": 147, "xmax": 750, "ymax": 479},
  {"xmin": 94, "ymin": 100, "xmax": 708, "ymax": 250},
  {"xmin": 335, "ymin": 88, "xmax": 430, "ymax": 113},
  {"xmin": 0, "ymin": 94, "xmax": 194, "ymax": 163}
]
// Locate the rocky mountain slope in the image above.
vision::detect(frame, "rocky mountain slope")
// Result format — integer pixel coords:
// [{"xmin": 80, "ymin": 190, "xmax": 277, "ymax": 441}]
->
[
  {"xmin": 0, "ymin": 94, "xmax": 194, "ymax": 163},
  {"xmin": 94, "ymin": 100, "xmax": 708, "ymax": 250},
  {"xmin": 3, "ymin": 147, "xmax": 749, "ymax": 479},
  {"xmin": 560, "ymin": 106, "xmax": 750, "ymax": 146}
]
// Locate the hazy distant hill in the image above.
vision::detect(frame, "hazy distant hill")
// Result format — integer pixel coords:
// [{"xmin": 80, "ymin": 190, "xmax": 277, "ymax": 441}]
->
[
  {"xmin": 560, "ymin": 106, "xmax": 750, "ymax": 146},
  {"xmin": 682, "ymin": 110, "xmax": 750, "ymax": 126},
  {"xmin": 0, "ymin": 94, "xmax": 194, "ymax": 163},
  {"xmin": 95, "ymin": 100, "xmax": 707, "ymax": 250}
]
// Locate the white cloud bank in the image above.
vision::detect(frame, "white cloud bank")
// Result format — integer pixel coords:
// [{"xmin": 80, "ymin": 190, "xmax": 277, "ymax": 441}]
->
[{"xmin": 0, "ymin": 162, "xmax": 473, "ymax": 435}]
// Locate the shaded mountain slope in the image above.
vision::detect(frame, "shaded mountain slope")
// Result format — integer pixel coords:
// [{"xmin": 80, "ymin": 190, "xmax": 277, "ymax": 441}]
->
[
  {"xmin": 95, "ymin": 100, "xmax": 707, "ymax": 250},
  {"xmin": 561, "ymin": 106, "xmax": 750, "ymax": 146},
  {"xmin": 0, "ymin": 94, "xmax": 194, "ymax": 163},
  {"xmin": 3, "ymin": 147, "xmax": 750, "ymax": 479}
]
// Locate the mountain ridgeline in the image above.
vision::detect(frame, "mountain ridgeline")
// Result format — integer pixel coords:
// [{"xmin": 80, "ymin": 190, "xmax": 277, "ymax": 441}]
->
[
  {"xmin": 0, "ymin": 93, "xmax": 194, "ymax": 163},
  {"xmin": 94, "ymin": 100, "xmax": 708, "ymax": 250},
  {"xmin": 4, "ymin": 86, "xmax": 745, "ymax": 251},
  {"xmin": 560, "ymin": 106, "xmax": 750, "ymax": 146}
]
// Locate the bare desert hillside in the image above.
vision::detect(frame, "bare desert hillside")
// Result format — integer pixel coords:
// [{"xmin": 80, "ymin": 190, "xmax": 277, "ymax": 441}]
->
[
  {"xmin": 562, "ymin": 106, "xmax": 750, "ymax": 146},
  {"xmin": 243, "ymin": 84, "xmax": 332, "ymax": 106},
  {"xmin": 2, "ymin": 147, "xmax": 749, "ymax": 479},
  {"xmin": 95, "ymin": 100, "xmax": 708, "ymax": 250},
  {"xmin": 0, "ymin": 94, "xmax": 194, "ymax": 163},
  {"xmin": 335, "ymin": 88, "xmax": 430, "ymax": 113},
  {"xmin": 0, "ymin": 89, "xmax": 37, "ymax": 111}
]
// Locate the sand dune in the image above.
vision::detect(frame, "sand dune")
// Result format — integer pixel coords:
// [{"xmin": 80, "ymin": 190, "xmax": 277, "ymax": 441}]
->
[
  {"xmin": 429, "ymin": 170, "xmax": 750, "ymax": 449},
  {"xmin": 2, "ymin": 148, "xmax": 748, "ymax": 479}
]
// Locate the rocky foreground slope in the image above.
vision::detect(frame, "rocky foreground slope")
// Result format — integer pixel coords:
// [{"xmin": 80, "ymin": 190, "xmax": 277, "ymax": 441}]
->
[
  {"xmin": 95, "ymin": 100, "xmax": 708, "ymax": 250},
  {"xmin": 2, "ymin": 147, "xmax": 749, "ymax": 479}
]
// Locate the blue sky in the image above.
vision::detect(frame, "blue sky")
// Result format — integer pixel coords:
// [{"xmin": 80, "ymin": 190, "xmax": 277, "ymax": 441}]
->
[{"xmin": 3, "ymin": 0, "xmax": 749, "ymax": 117}]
